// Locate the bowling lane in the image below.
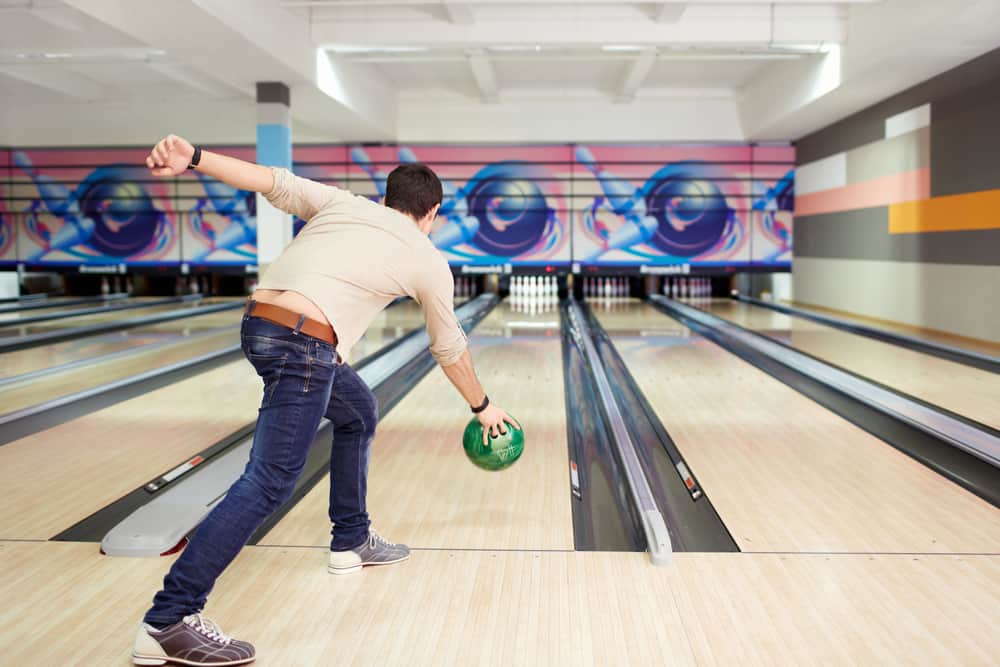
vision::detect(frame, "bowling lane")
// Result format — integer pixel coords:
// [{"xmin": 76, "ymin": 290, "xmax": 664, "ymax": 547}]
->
[
  {"xmin": 343, "ymin": 299, "xmax": 426, "ymax": 363},
  {"xmin": 699, "ymin": 299, "xmax": 1000, "ymax": 429},
  {"xmin": 260, "ymin": 300, "xmax": 574, "ymax": 551},
  {"xmin": 0, "ymin": 296, "xmax": 155, "ymax": 326},
  {"xmin": 0, "ymin": 307, "xmax": 242, "ymax": 378},
  {"xmin": 0, "ymin": 329, "xmax": 239, "ymax": 416},
  {"xmin": 0, "ymin": 298, "xmax": 228, "ymax": 339},
  {"xmin": 0, "ymin": 302, "xmax": 427, "ymax": 541},
  {"xmin": 787, "ymin": 301, "xmax": 1000, "ymax": 357},
  {"xmin": 596, "ymin": 300, "xmax": 1000, "ymax": 553}
]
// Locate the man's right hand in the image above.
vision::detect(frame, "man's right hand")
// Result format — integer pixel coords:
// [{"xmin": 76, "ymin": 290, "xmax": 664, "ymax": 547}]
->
[
  {"xmin": 145, "ymin": 134, "xmax": 194, "ymax": 177},
  {"xmin": 477, "ymin": 403, "xmax": 521, "ymax": 445}
]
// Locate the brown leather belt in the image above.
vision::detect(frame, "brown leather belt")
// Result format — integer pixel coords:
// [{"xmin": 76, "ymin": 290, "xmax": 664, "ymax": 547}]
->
[{"xmin": 245, "ymin": 300, "xmax": 338, "ymax": 346}]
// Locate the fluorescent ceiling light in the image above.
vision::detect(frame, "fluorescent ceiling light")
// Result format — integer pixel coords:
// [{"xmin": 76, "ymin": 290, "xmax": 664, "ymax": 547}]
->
[
  {"xmin": 602, "ymin": 45, "xmax": 643, "ymax": 52},
  {"xmin": 488, "ymin": 45, "xmax": 544, "ymax": 52},
  {"xmin": 328, "ymin": 45, "xmax": 429, "ymax": 54}
]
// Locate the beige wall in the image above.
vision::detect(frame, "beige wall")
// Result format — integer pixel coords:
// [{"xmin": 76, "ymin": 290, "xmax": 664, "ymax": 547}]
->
[{"xmin": 792, "ymin": 257, "xmax": 1000, "ymax": 342}]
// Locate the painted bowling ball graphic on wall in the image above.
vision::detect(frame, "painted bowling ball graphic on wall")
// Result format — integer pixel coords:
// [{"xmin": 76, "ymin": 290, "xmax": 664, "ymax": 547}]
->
[
  {"xmin": 644, "ymin": 163, "xmax": 731, "ymax": 258},
  {"xmin": 466, "ymin": 162, "xmax": 551, "ymax": 257},
  {"xmin": 78, "ymin": 166, "xmax": 161, "ymax": 257}
]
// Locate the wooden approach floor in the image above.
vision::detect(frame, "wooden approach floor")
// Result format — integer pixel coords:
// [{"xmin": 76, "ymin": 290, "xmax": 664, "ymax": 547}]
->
[{"xmin": 0, "ymin": 541, "xmax": 997, "ymax": 665}]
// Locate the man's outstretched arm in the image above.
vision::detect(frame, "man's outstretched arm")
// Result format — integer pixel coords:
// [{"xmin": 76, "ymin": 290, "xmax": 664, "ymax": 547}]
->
[
  {"xmin": 146, "ymin": 134, "xmax": 340, "ymax": 220},
  {"xmin": 146, "ymin": 135, "xmax": 273, "ymax": 193}
]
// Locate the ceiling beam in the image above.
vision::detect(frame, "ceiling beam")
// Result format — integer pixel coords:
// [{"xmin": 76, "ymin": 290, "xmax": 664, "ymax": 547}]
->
[
  {"xmin": 616, "ymin": 46, "xmax": 657, "ymax": 102},
  {"xmin": 651, "ymin": 3, "xmax": 686, "ymax": 23},
  {"xmin": 0, "ymin": 63, "xmax": 107, "ymax": 99},
  {"xmin": 313, "ymin": 12, "xmax": 847, "ymax": 47},
  {"xmin": 466, "ymin": 48, "xmax": 497, "ymax": 102},
  {"xmin": 442, "ymin": 1, "xmax": 473, "ymax": 25}
]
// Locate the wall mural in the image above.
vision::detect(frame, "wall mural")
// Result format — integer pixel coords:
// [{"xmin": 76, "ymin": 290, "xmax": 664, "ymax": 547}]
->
[{"xmin": 2, "ymin": 143, "xmax": 794, "ymax": 271}]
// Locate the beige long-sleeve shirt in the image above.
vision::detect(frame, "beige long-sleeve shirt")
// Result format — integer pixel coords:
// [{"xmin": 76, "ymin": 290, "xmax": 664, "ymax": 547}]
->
[{"xmin": 257, "ymin": 168, "xmax": 467, "ymax": 365}]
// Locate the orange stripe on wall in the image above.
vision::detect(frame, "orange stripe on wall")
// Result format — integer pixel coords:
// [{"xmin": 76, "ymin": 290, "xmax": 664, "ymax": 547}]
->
[
  {"xmin": 889, "ymin": 188, "xmax": 1000, "ymax": 234},
  {"xmin": 795, "ymin": 168, "xmax": 930, "ymax": 217}
]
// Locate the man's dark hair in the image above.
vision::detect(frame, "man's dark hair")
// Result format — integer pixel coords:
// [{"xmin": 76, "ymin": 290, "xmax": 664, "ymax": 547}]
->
[{"xmin": 384, "ymin": 163, "xmax": 443, "ymax": 220}]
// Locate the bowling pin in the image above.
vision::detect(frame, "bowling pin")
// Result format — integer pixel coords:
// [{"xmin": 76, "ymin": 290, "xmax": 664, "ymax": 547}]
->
[
  {"xmin": 125, "ymin": 277, "xmax": 133, "ymax": 295},
  {"xmin": 100, "ymin": 277, "xmax": 110, "ymax": 295}
]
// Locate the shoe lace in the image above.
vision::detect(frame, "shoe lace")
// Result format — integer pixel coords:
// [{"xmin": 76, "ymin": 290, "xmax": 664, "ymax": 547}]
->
[
  {"xmin": 368, "ymin": 529, "xmax": 396, "ymax": 549},
  {"xmin": 184, "ymin": 614, "xmax": 233, "ymax": 645}
]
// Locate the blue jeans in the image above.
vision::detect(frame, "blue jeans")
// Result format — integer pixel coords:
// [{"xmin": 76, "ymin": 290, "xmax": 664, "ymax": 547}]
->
[{"xmin": 144, "ymin": 312, "xmax": 378, "ymax": 627}]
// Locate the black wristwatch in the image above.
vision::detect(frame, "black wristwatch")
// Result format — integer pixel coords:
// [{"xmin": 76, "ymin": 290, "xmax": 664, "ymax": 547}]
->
[
  {"xmin": 188, "ymin": 145, "xmax": 202, "ymax": 170},
  {"xmin": 471, "ymin": 395, "xmax": 490, "ymax": 414}
]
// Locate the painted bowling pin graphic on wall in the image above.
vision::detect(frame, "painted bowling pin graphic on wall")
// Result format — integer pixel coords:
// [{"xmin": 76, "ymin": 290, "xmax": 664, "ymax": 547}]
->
[
  {"xmin": 400, "ymin": 147, "xmax": 482, "ymax": 251},
  {"xmin": 14, "ymin": 150, "xmax": 175, "ymax": 264},
  {"xmin": 188, "ymin": 171, "xmax": 257, "ymax": 262},
  {"xmin": 350, "ymin": 147, "xmax": 390, "ymax": 199},
  {"xmin": 575, "ymin": 145, "xmax": 658, "ymax": 260}
]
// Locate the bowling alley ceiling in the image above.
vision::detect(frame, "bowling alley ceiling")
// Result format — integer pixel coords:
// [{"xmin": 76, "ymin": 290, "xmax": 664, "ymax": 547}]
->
[{"xmin": 1, "ymin": 0, "xmax": 1000, "ymax": 145}]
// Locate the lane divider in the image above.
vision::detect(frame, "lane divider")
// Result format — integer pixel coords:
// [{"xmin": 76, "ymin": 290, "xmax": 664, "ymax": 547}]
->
[{"xmin": 566, "ymin": 299, "xmax": 672, "ymax": 565}]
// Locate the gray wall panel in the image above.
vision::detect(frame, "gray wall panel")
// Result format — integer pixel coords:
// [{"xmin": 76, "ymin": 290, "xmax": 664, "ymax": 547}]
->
[
  {"xmin": 792, "ymin": 257, "xmax": 1000, "ymax": 342},
  {"xmin": 930, "ymin": 83, "xmax": 1000, "ymax": 197},
  {"xmin": 845, "ymin": 128, "xmax": 929, "ymax": 184},
  {"xmin": 796, "ymin": 210, "xmax": 1000, "ymax": 266},
  {"xmin": 797, "ymin": 47, "xmax": 1000, "ymax": 163}
]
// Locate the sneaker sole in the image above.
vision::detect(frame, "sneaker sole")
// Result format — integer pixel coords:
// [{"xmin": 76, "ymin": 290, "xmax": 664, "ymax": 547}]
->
[
  {"xmin": 133, "ymin": 653, "xmax": 254, "ymax": 666},
  {"xmin": 327, "ymin": 553, "xmax": 410, "ymax": 575}
]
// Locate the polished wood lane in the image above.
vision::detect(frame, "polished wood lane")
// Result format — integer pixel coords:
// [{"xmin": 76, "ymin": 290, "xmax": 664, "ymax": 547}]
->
[
  {"xmin": 0, "ymin": 297, "xmax": 157, "ymax": 326},
  {"xmin": 260, "ymin": 301, "xmax": 573, "ymax": 551},
  {"xmin": 0, "ymin": 299, "xmax": 220, "ymax": 338},
  {"xmin": 0, "ymin": 302, "xmax": 429, "ymax": 540},
  {"xmin": 1, "ymin": 541, "xmax": 996, "ymax": 665},
  {"xmin": 598, "ymin": 301, "xmax": 1000, "ymax": 553},
  {"xmin": 702, "ymin": 299, "xmax": 1000, "ymax": 429},
  {"xmin": 789, "ymin": 299, "xmax": 1000, "ymax": 356},
  {"xmin": 0, "ymin": 307, "xmax": 242, "ymax": 378}
]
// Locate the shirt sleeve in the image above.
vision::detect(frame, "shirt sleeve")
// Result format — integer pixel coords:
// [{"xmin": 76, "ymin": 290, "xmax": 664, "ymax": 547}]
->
[
  {"xmin": 263, "ymin": 167, "xmax": 349, "ymax": 221},
  {"xmin": 417, "ymin": 261, "xmax": 468, "ymax": 367}
]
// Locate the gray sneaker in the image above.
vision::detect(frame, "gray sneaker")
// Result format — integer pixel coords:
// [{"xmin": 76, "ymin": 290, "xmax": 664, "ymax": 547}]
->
[
  {"xmin": 132, "ymin": 614, "xmax": 255, "ymax": 666},
  {"xmin": 328, "ymin": 528, "xmax": 410, "ymax": 575}
]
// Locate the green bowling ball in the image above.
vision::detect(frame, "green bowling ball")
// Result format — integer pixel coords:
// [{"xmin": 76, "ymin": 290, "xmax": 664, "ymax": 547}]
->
[{"xmin": 462, "ymin": 417, "xmax": 524, "ymax": 471}]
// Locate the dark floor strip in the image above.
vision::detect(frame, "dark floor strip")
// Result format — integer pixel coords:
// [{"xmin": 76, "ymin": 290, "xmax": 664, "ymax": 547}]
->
[
  {"xmin": 559, "ymin": 300, "xmax": 646, "ymax": 553},
  {"xmin": 582, "ymin": 303, "xmax": 738, "ymax": 552},
  {"xmin": 735, "ymin": 294, "xmax": 1000, "ymax": 374},
  {"xmin": 0, "ymin": 295, "xmax": 200, "ymax": 327},
  {"xmin": 0, "ymin": 292, "xmax": 126, "ymax": 313},
  {"xmin": 648, "ymin": 298, "xmax": 1000, "ymax": 509}
]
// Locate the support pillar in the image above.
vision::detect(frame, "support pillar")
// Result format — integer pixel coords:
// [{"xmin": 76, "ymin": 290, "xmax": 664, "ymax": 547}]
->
[{"xmin": 255, "ymin": 82, "xmax": 293, "ymax": 267}]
